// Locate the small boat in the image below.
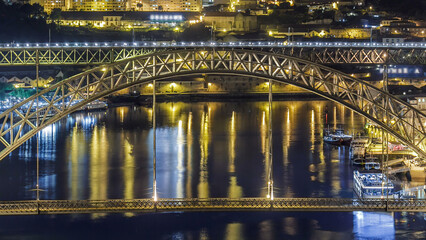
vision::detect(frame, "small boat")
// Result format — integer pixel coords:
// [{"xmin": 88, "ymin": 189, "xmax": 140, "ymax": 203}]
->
[
  {"xmin": 334, "ymin": 129, "xmax": 352, "ymax": 142},
  {"xmin": 365, "ymin": 162, "xmax": 380, "ymax": 170},
  {"xmin": 352, "ymin": 158, "xmax": 366, "ymax": 166},
  {"xmin": 323, "ymin": 135, "xmax": 345, "ymax": 145},
  {"xmin": 323, "ymin": 128, "xmax": 352, "ymax": 145},
  {"xmin": 79, "ymin": 100, "xmax": 108, "ymax": 111}
]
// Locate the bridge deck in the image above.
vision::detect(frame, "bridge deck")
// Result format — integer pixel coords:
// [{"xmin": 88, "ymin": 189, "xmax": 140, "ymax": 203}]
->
[
  {"xmin": 0, "ymin": 198, "xmax": 425, "ymax": 215},
  {"xmin": 0, "ymin": 41, "xmax": 424, "ymax": 65}
]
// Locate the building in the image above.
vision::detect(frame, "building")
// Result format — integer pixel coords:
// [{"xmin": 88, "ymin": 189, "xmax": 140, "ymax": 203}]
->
[
  {"xmin": 204, "ymin": 12, "xmax": 257, "ymax": 32},
  {"xmin": 70, "ymin": 0, "xmax": 127, "ymax": 11},
  {"xmin": 43, "ymin": 0, "xmax": 68, "ymax": 13},
  {"xmin": 380, "ymin": 20, "xmax": 426, "ymax": 38},
  {"xmin": 329, "ymin": 28, "xmax": 371, "ymax": 39},
  {"xmin": 57, "ymin": 11, "xmax": 201, "ymax": 28},
  {"xmin": 408, "ymin": 97, "xmax": 426, "ymax": 111},
  {"xmin": 380, "ymin": 18, "xmax": 400, "ymax": 27},
  {"xmin": 0, "ymin": 70, "xmax": 61, "ymax": 89},
  {"xmin": 0, "ymin": 76, "xmax": 54, "ymax": 88},
  {"xmin": 41, "ymin": 0, "xmax": 127, "ymax": 12},
  {"xmin": 307, "ymin": 3, "xmax": 334, "ymax": 13},
  {"xmin": 231, "ymin": 0, "xmax": 257, "ymax": 12},
  {"xmin": 141, "ymin": 0, "xmax": 202, "ymax": 11},
  {"xmin": 38, "ymin": 0, "xmax": 201, "ymax": 12},
  {"xmin": 382, "ymin": 36, "xmax": 405, "ymax": 44}
]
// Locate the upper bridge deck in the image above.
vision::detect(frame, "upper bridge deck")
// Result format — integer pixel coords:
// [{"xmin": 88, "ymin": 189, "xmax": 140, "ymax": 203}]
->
[{"xmin": 0, "ymin": 41, "xmax": 424, "ymax": 65}]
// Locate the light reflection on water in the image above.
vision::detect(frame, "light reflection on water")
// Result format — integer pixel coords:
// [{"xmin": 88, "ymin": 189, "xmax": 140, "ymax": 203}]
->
[
  {"xmin": 1, "ymin": 100, "xmax": 367, "ymax": 201},
  {"xmin": 353, "ymin": 211, "xmax": 395, "ymax": 240},
  {"xmin": 0, "ymin": 100, "xmax": 424, "ymax": 239}
]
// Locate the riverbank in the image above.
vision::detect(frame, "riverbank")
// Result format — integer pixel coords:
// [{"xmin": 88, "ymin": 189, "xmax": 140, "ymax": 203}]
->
[{"xmin": 106, "ymin": 92, "xmax": 323, "ymax": 106}]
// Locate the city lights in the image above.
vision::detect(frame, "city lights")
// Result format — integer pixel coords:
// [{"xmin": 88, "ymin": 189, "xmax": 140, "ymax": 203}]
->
[{"xmin": 0, "ymin": 0, "xmax": 425, "ymax": 235}]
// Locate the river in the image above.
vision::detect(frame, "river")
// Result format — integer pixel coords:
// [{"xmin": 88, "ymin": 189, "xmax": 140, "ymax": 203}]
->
[{"xmin": 0, "ymin": 100, "xmax": 424, "ymax": 239}]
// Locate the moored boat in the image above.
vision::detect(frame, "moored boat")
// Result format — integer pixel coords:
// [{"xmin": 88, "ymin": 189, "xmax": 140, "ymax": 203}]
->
[
  {"xmin": 323, "ymin": 128, "xmax": 352, "ymax": 145},
  {"xmin": 353, "ymin": 170, "xmax": 394, "ymax": 199}
]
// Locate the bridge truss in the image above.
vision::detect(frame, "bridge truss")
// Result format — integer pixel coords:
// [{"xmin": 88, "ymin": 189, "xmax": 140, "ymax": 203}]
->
[
  {"xmin": 0, "ymin": 49, "xmax": 425, "ymax": 160},
  {"xmin": 0, "ymin": 44, "xmax": 424, "ymax": 65},
  {"xmin": 0, "ymin": 198, "xmax": 425, "ymax": 215}
]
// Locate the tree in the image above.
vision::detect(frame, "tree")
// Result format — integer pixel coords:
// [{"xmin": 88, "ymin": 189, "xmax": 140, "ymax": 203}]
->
[
  {"xmin": 0, "ymin": 83, "xmax": 13, "ymax": 100},
  {"xmin": 180, "ymin": 23, "xmax": 211, "ymax": 41},
  {"xmin": 50, "ymin": 8, "xmax": 62, "ymax": 25}
]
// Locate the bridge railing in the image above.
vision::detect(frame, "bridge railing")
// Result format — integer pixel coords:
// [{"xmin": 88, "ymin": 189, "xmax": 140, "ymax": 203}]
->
[
  {"xmin": 0, "ymin": 198, "xmax": 425, "ymax": 215},
  {"xmin": 0, "ymin": 42, "xmax": 424, "ymax": 65},
  {"xmin": 1, "ymin": 41, "xmax": 425, "ymax": 49}
]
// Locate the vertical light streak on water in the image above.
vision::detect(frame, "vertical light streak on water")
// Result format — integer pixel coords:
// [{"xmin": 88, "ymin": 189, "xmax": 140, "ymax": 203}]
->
[
  {"xmin": 334, "ymin": 106, "xmax": 337, "ymax": 129},
  {"xmin": 351, "ymin": 110, "xmax": 355, "ymax": 135},
  {"xmin": 282, "ymin": 107, "xmax": 293, "ymax": 198},
  {"xmin": 316, "ymin": 104, "xmax": 326, "ymax": 185},
  {"xmin": 353, "ymin": 211, "xmax": 395, "ymax": 239},
  {"xmin": 282, "ymin": 217, "xmax": 298, "ymax": 236},
  {"xmin": 198, "ymin": 107, "xmax": 210, "ymax": 199},
  {"xmin": 318, "ymin": 104, "xmax": 325, "ymax": 164},
  {"xmin": 224, "ymin": 223, "xmax": 244, "ymax": 240},
  {"xmin": 283, "ymin": 108, "xmax": 290, "ymax": 166},
  {"xmin": 122, "ymin": 134, "xmax": 135, "ymax": 217},
  {"xmin": 308, "ymin": 108, "xmax": 316, "ymax": 184},
  {"xmin": 261, "ymin": 110, "xmax": 266, "ymax": 153},
  {"xmin": 200, "ymin": 228, "xmax": 209, "ymax": 240},
  {"xmin": 147, "ymin": 108, "xmax": 153, "ymax": 125},
  {"xmin": 258, "ymin": 220, "xmax": 274, "ymax": 240},
  {"xmin": 120, "ymin": 108, "xmax": 124, "ymax": 123},
  {"xmin": 68, "ymin": 122, "xmax": 85, "ymax": 200},
  {"xmin": 90, "ymin": 126, "xmax": 108, "ymax": 219},
  {"xmin": 310, "ymin": 109, "xmax": 315, "ymax": 152},
  {"xmin": 186, "ymin": 112, "xmax": 193, "ymax": 198},
  {"xmin": 170, "ymin": 103, "xmax": 176, "ymax": 124},
  {"xmin": 40, "ymin": 124, "xmax": 56, "ymax": 161},
  {"xmin": 229, "ymin": 111, "xmax": 236, "ymax": 173},
  {"xmin": 228, "ymin": 111, "xmax": 242, "ymax": 199},
  {"xmin": 176, "ymin": 119, "xmax": 185, "ymax": 198},
  {"xmin": 261, "ymin": 108, "xmax": 268, "ymax": 197}
]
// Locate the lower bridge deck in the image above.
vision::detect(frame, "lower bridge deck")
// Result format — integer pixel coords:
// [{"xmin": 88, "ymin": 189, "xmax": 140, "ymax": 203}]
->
[{"xmin": 0, "ymin": 198, "xmax": 425, "ymax": 215}]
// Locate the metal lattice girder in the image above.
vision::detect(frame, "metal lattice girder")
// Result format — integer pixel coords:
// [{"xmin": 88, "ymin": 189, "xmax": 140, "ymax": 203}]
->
[
  {"xmin": 0, "ymin": 46, "xmax": 424, "ymax": 65},
  {"xmin": 0, "ymin": 49, "xmax": 425, "ymax": 160},
  {"xmin": 271, "ymin": 48, "xmax": 425, "ymax": 65},
  {"xmin": 0, "ymin": 48, "xmax": 155, "ymax": 65},
  {"xmin": 0, "ymin": 198, "xmax": 425, "ymax": 215}
]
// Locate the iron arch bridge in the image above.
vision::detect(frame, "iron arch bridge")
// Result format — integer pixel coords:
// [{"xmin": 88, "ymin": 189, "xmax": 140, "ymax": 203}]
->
[
  {"xmin": 0, "ymin": 41, "xmax": 425, "ymax": 65},
  {"xmin": 0, "ymin": 49, "xmax": 425, "ymax": 160}
]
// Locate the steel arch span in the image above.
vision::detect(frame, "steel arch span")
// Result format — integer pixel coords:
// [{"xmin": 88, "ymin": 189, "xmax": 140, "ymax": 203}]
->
[{"xmin": 0, "ymin": 49, "xmax": 425, "ymax": 160}]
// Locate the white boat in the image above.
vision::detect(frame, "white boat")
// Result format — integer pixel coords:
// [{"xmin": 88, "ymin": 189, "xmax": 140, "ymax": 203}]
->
[
  {"xmin": 334, "ymin": 129, "xmax": 353, "ymax": 142},
  {"xmin": 79, "ymin": 100, "xmax": 108, "ymax": 111},
  {"xmin": 365, "ymin": 162, "xmax": 380, "ymax": 170},
  {"xmin": 349, "ymin": 136, "xmax": 370, "ymax": 159},
  {"xmin": 353, "ymin": 170, "xmax": 394, "ymax": 199},
  {"xmin": 323, "ymin": 128, "xmax": 353, "ymax": 145}
]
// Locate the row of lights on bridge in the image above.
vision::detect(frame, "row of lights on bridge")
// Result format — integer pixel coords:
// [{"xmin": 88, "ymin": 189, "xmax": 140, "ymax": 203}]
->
[{"xmin": 1, "ymin": 41, "xmax": 425, "ymax": 49}]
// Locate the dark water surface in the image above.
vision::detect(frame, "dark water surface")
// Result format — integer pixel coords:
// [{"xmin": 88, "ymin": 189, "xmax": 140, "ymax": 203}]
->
[{"xmin": 0, "ymin": 100, "xmax": 424, "ymax": 239}]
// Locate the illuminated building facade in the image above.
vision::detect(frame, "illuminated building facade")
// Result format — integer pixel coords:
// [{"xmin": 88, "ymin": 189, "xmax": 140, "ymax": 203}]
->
[
  {"xmin": 70, "ymin": 0, "xmax": 127, "ymax": 11},
  {"xmin": 57, "ymin": 11, "xmax": 201, "ymax": 28},
  {"xmin": 43, "ymin": 0, "xmax": 68, "ymax": 12},
  {"xmin": 142, "ymin": 0, "xmax": 202, "ymax": 11},
  {"xmin": 204, "ymin": 12, "xmax": 257, "ymax": 32},
  {"xmin": 41, "ymin": 0, "xmax": 127, "ymax": 12}
]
